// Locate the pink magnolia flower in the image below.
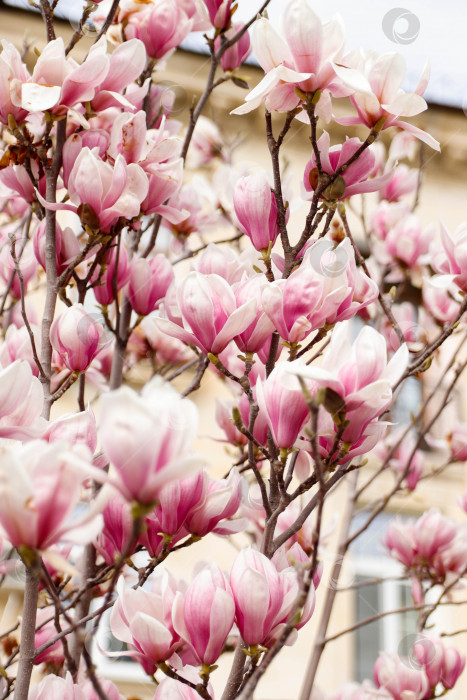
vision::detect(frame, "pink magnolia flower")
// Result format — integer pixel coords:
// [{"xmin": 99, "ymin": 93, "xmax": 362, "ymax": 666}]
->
[
  {"xmin": 50, "ymin": 304, "xmax": 107, "ymax": 372},
  {"xmin": 233, "ymin": 172, "xmax": 280, "ymax": 252},
  {"xmin": 44, "ymin": 408, "xmax": 97, "ymax": 453},
  {"xmin": 155, "ymin": 470, "xmax": 206, "ymax": 536},
  {"xmin": 0, "ymin": 40, "xmax": 30, "ymax": 125},
  {"xmin": 370, "ymin": 201, "xmax": 411, "ymax": 241},
  {"xmin": 33, "ymin": 219, "xmax": 80, "ymax": 276},
  {"xmin": 154, "ymin": 667, "xmax": 214, "ymax": 699},
  {"xmin": 262, "ymin": 240, "xmax": 378, "ymax": 345},
  {"xmin": 186, "ymin": 116, "xmax": 230, "ymax": 168},
  {"xmin": 0, "ymin": 163, "xmax": 37, "ymax": 204},
  {"xmin": 28, "ymin": 672, "xmax": 85, "ymax": 700},
  {"xmin": 100, "ymin": 376, "xmax": 203, "ymax": 504},
  {"xmin": 21, "ymin": 37, "xmax": 110, "ymax": 114},
  {"xmin": 0, "ymin": 360, "xmax": 45, "ymax": 439},
  {"xmin": 383, "ymin": 214, "xmax": 433, "ymax": 269},
  {"xmin": 193, "ymin": 243, "xmax": 248, "ymax": 284},
  {"xmin": 380, "ymin": 301, "xmax": 424, "ymax": 353},
  {"xmin": 230, "ymin": 548, "xmax": 314, "ymax": 647},
  {"xmin": 303, "ymin": 132, "xmax": 393, "ymax": 203},
  {"xmin": 0, "ymin": 324, "xmax": 41, "ymax": 376},
  {"xmin": 233, "ymin": 275, "xmax": 275, "ymax": 354},
  {"xmin": 232, "ymin": 0, "xmax": 347, "ymax": 120},
  {"xmin": 0, "ymin": 240, "xmax": 37, "ymax": 300},
  {"xmin": 79, "ymin": 679, "xmax": 125, "ymax": 700},
  {"xmin": 90, "ymin": 38, "xmax": 147, "ymax": 112},
  {"xmin": 288, "ymin": 322, "xmax": 408, "ymax": 447},
  {"xmin": 204, "ymin": 0, "xmax": 233, "ymax": 29},
  {"xmin": 379, "ymin": 164, "xmax": 418, "ymax": 202},
  {"xmin": 385, "ymin": 510, "xmax": 467, "ymax": 583},
  {"xmin": 157, "ymin": 272, "xmax": 257, "ymax": 355},
  {"xmin": 332, "ymin": 52, "xmax": 439, "ymax": 150},
  {"xmin": 0, "ymin": 440, "xmax": 105, "ymax": 551},
  {"xmin": 91, "ymin": 245, "xmax": 130, "ymax": 306},
  {"xmin": 185, "ymin": 468, "xmax": 244, "ymax": 537},
  {"xmin": 413, "ymin": 635, "xmax": 465, "ymax": 691},
  {"xmin": 34, "ymin": 607, "xmax": 65, "ymax": 667},
  {"xmin": 215, "ymin": 23, "xmax": 251, "ymax": 72},
  {"xmin": 373, "ymin": 427, "xmax": 424, "ymax": 490},
  {"xmin": 432, "ymin": 222, "xmax": 467, "ymax": 291},
  {"xmin": 39, "ymin": 148, "xmax": 149, "ymax": 233},
  {"xmin": 255, "ymin": 362, "xmax": 310, "ymax": 450},
  {"xmin": 422, "ymin": 276, "xmax": 462, "ymax": 325},
  {"xmin": 110, "ymin": 571, "xmax": 183, "ymax": 672},
  {"xmin": 127, "ymin": 254, "xmax": 174, "ymax": 316},
  {"xmin": 94, "ymin": 493, "xmax": 136, "ymax": 565},
  {"xmin": 173, "ymin": 563, "xmax": 235, "ymax": 665},
  {"xmin": 141, "ymin": 160, "xmax": 186, "ymax": 223},
  {"xmin": 123, "ymin": 0, "xmax": 193, "ymax": 61},
  {"xmin": 216, "ymin": 399, "xmax": 248, "ymax": 446},
  {"xmin": 373, "ymin": 652, "xmax": 429, "ymax": 700}
]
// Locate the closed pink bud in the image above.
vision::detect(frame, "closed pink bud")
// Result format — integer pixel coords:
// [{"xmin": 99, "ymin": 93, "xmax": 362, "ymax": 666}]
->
[
  {"xmin": 33, "ymin": 219, "xmax": 80, "ymax": 276},
  {"xmin": 230, "ymin": 548, "xmax": 289, "ymax": 647},
  {"xmin": 413, "ymin": 635, "xmax": 465, "ymax": 690},
  {"xmin": 215, "ymin": 23, "xmax": 251, "ymax": 72},
  {"xmin": 173, "ymin": 563, "xmax": 235, "ymax": 665},
  {"xmin": 442, "ymin": 646, "xmax": 465, "ymax": 688},
  {"xmin": 238, "ymin": 390, "xmax": 269, "ymax": 445},
  {"xmin": 92, "ymin": 245, "xmax": 130, "ymax": 306},
  {"xmin": 256, "ymin": 363, "xmax": 310, "ymax": 449},
  {"xmin": 94, "ymin": 493, "xmax": 136, "ymax": 565},
  {"xmin": 50, "ymin": 304, "xmax": 106, "ymax": 372},
  {"xmin": 233, "ymin": 172, "xmax": 279, "ymax": 251},
  {"xmin": 124, "ymin": 0, "xmax": 193, "ymax": 60},
  {"xmin": 204, "ymin": 0, "xmax": 232, "ymax": 29},
  {"xmin": 34, "ymin": 608, "xmax": 65, "ymax": 667},
  {"xmin": 128, "ymin": 255, "xmax": 174, "ymax": 316}
]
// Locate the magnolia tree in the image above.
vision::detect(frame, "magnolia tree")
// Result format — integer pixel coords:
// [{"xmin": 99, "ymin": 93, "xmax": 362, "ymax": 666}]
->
[{"xmin": 1, "ymin": 0, "xmax": 467, "ymax": 698}]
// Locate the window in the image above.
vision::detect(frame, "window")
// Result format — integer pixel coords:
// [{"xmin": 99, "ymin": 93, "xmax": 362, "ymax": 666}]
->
[{"xmin": 349, "ymin": 512, "xmax": 418, "ymax": 682}]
